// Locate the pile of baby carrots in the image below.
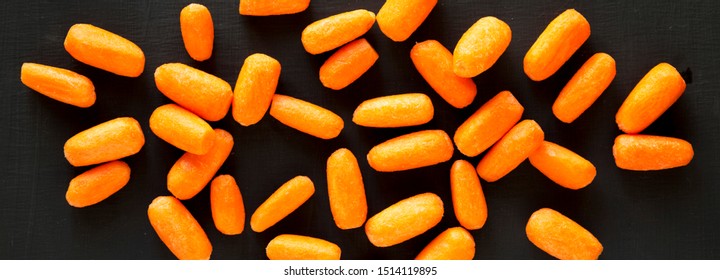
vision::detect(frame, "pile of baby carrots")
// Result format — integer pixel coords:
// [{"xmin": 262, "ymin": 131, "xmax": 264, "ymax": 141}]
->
[{"xmin": 20, "ymin": 0, "xmax": 693, "ymax": 260}]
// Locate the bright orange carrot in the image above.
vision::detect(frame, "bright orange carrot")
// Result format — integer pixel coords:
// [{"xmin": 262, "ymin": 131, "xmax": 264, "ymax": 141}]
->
[
  {"xmin": 553, "ymin": 53, "xmax": 615, "ymax": 123},
  {"xmin": 154, "ymin": 63, "xmax": 232, "ymax": 122},
  {"xmin": 301, "ymin": 9, "xmax": 376, "ymax": 54},
  {"xmin": 367, "ymin": 130, "xmax": 453, "ymax": 172},
  {"xmin": 319, "ymin": 38, "xmax": 379, "ymax": 90},
  {"xmin": 266, "ymin": 234, "xmax": 341, "ymax": 260},
  {"xmin": 210, "ymin": 175, "xmax": 245, "ymax": 235},
  {"xmin": 524, "ymin": 9, "xmax": 590, "ymax": 81},
  {"xmin": 327, "ymin": 148, "xmax": 367, "ymax": 230},
  {"xmin": 376, "ymin": 0, "xmax": 437, "ymax": 42},
  {"xmin": 232, "ymin": 53, "xmax": 281, "ymax": 126},
  {"xmin": 64, "ymin": 117, "xmax": 145, "ymax": 167},
  {"xmin": 476, "ymin": 120, "xmax": 544, "ymax": 182},
  {"xmin": 450, "ymin": 160, "xmax": 487, "ymax": 230},
  {"xmin": 615, "ymin": 63, "xmax": 686, "ymax": 134},
  {"xmin": 250, "ymin": 176, "xmax": 315, "ymax": 232},
  {"xmin": 66, "ymin": 160, "xmax": 130, "ymax": 208},
  {"xmin": 453, "ymin": 16, "xmax": 512, "ymax": 78},
  {"xmin": 365, "ymin": 193, "xmax": 443, "ymax": 247},
  {"xmin": 613, "ymin": 134, "xmax": 694, "ymax": 171},
  {"xmin": 411, "ymin": 40, "xmax": 477, "ymax": 109},
  {"xmin": 148, "ymin": 196, "xmax": 212, "ymax": 260},
  {"xmin": 352, "ymin": 93, "xmax": 434, "ymax": 128},
  {"xmin": 240, "ymin": 0, "xmax": 310, "ymax": 16},
  {"xmin": 149, "ymin": 104, "xmax": 216, "ymax": 155},
  {"xmin": 64, "ymin": 23, "xmax": 145, "ymax": 77},
  {"xmin": 20, "ymin": 63, "xmax": 95, "ymax": 108},
  {"xmin": 180, "ymin": 3, "xmax": 214, "ymax": 61},
  {"xmin": 526, "ymin": 208, "xmax": 603, "ymax": 260},
  {"xmin": 269, "ymin": 94, "xmax": 344, "ymax": 139},
  {"xmin": 453, "ymin": 90, "xmax": 524, "ymax": 157},
  {"xmin": 529, "ymin": 141, "xmax": 596, "ymax": 190},
  {"xmin": 415, "ymin": 227, "xmax": 475, "ymax": 260},
  {"xmin": 168, "ymin": 129, "xmax": 233, "ymax": 200}
]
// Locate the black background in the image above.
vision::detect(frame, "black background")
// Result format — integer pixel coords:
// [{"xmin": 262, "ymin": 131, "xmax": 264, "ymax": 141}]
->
[{"xmin": 1, "ymin": 0, "xmax": 719, "ymax": 260}]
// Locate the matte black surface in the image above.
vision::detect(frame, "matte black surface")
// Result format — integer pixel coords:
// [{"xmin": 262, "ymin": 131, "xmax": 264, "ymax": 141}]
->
[{"xmin": 1, "ymin": 0, "xmax": 719, "ymax": 259}]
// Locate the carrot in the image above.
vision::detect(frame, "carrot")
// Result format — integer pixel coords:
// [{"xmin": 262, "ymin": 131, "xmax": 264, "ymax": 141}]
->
[
  {"xmin": 367, "ymin": 130, "xmax": 453, "ymax": 172},
  {"xmin": 232, "ymin": 53, "xmax": 281, "ymax": 126},
  {"xmin": 167, "ymin": 129, "xmax": 233, "ymax": 200},
  {"xmin": 327, "ymin": 148, "xmax": 367, "ymax": 230},
  {"xmin": 523, "ymin": 9, "xmax": 590, "ymax": 81},
  {"xmin": 415, "ymin": 227, "xmax": 475, "ymax": 260},
  {"xmin": 266, "ymin": 234, "xmax": 341, "ymax": 260},
  {"xmin": 376, "ymin": 0, "xmax": 437, "ymax": 42},
  {"xmin": 319, "ymin": 38, "xmax": 379, "ymax": 90},
  {"xmin": 528, "ymin": 141, "xmax": 596, "ymax": 190},
  {"xmin": 180, "ymin": 3, "xmax": 214, "ymax": 61},
  {"xmin": 301, "ymin": 9, "xmax": 376, "ymax": 54},
  {"xmin": 450, "ymin": 160, "xmax": 487, "ymax": 230},
  {"xmin": 66, "ymin": 160, "xmax": 130, "ymax": 208},
  {"xmin": 250, "ymin": 176, "xmax": 315, "ymax": 233},
  {"xmin": 64, "ymin": 117, "xmax": 145, "ymax": 167},
  {"xmin": 476, "ymin": 120, "xmax": 544, "ymax": 182},
  {"xmin": 154, "ymin": 63, "xmax": 232, "ymax": 122},
  {"xmin": 240, "ymin": 0, "xmax": 310, "ymax": 16},
  {"xmin": 269, "ymin": 94, "xmax": 344, "ymax": 139},
  {"xmin": 20, "ymin": 63, "xmax": 95, "ymax": 108},
  {"xmin": 147, "ymin": 196, "xmax": 212, "ymax": 260},
  {"xmin": 411, "ymin": 40, "xmax": 477, "ymax": 109},
  {"xmin": 64, "ymin": 23, "xmax": 145, "ymax": 77},
  {"xmin": 453, "ymin": 90, "xmax": 524, "ymax": 157},
  {"xmin": 210, "ymin": 175, "xmax": 245, "ymax": 235},
  {"xmin": 453, "ymin": 16, "xmax": 512, "ymax": 78},
  {"xmin": 149, "ymin": 104, "xmax": 216, "ymax": 155},
  {"xmin": 553, "ymin": 53, "xmax": 615, "ymax": 123},
  {"xmin": 615, "ymin": 63, "xmax": 686, "ymax": 134},
  {"xmin": 526, "ymin": 208, "xmax": 603, "ymax": 260},
  {"xmin": 365, "ymin": 192, "xmax": 443, "ymax": 247},
  {"xmin": 352, "ymin": 93, "xmax": 434, "ymax": 128},
  {"xmin": 613, "ymin": 134, "xmax": 694, "ymax": 171}
]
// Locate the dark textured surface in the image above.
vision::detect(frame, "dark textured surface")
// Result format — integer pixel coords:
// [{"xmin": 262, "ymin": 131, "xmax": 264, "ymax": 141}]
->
[{"xmin": 1, "ymin": 0, "xmax": 719, "ymax": 260}]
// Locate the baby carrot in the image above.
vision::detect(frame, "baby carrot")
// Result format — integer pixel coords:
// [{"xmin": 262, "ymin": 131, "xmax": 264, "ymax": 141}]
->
[
  {"xmin": 615, "ymin": 63, "xmax": 686, "ymax": 134},
  {"xmin": 167, "ymin": 129, "xmax": 233, "ymax": 200},
  {"xmin": 148, "ymin": 196, "xmax": 212, "ymax": 260},
  {"xmin": 149, "ymin": 104, "xmax": 216, "ymax": 155},
  {"xmin": 528, "ymin": 141, "xmax": 596, "ymax": 190},
  {"xmin": 524, "ymin": 9, "xmax": 590, "ymax": 81},
  {"xmin": 301, "ymin": 9, "xmax": 376, "ymax": 54},
  {"xmin": 450, "ymin": 160, "xmax": 487, "ymax": 230},
  {"xmin": 365, "ymin": 192, "xmax": 443, "ymax": 247},
  {"xmin": 553, "ymin": 53, "xmax": 615, "ymax": 123},
  {"xmin": 327, "ymin": 148, "xmax": 367, "ymax": 230},
  {"xmin": 476, "ymin": 120, "xmax": 544, "ymax": 182},
  {"xmin": 376, "ymin": 0, "xmax": 437, "ymax": 42},
  {"xmin": 66, "ymin": 160, "xmax": 130, "ymax": 208},
  {"xmin": 453, "ymin": 90, "xmax": 524, "ymax": 157},
  {"xmin": 415, "ymin": 227, "xmax": 475, "ymax": 260},
  {"xmin": 210, "ymin": 175, "xmax": 245, "ymax": 235},
  {"xmin": 453, "ymin": 16, "xmax": 512, "ymax": 78},
  {"xmin": 319, "ymin": 38, "xmax": 379, "ymax": 90},
  {"xmin": 269, "ymin": 94, "xmax": 344, "ymax": 139},
  {"xmin": 613, "ymin": 134, "xmax": 694, "ymax": 171},
  {"xmin": 526, "ymin": 208, "xmax": 603, "ymax": 260},
  {"xmin": 20, "ymin": 63, "xmax": 95, "ymax": 108},
  {"xmin": 352, "ymin": 93, "xmax": 434, "ymax": 128},
  {"xmin": 64, "ymin": 117, "xmax": 145, "ymax": 167},
  {"xmin": 154, "ymin": 63, "xmax": 232, "ymax": 122},
  {"xmin": 411, "ymin": 40, "xmax": 477, "ymax": 109},
  {"xmin": 64, "ymin": 23, "xmax": 145, "ymax": 77},
  {"xmin": 250, "ymin": 176, "xmax": 315, "ymax": 233},
  {"xmin": 240, "ymin": 0, "xmax": 310, "ymax": 16},
  {"xmin": 266, "ymin": 234, "xmax": 341, "ymax": 260},
  {"xmin": 367, "ymin": 130, "xmax": 453, "ymax": 172},
  {"xmin": 232, "ymin": 53, "xmax": 281, "ymax": 126},
  {"xmin": 180, "ymin": 3, "xmax": 214, "ymax": 61}
]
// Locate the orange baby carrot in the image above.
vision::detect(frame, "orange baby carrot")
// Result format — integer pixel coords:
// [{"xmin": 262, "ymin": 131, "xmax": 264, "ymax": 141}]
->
[
  {"xmin": 615, "ymin": 63, "xmax": 686, "ymax": 134},
  {"xmin": 553, "ymin": 53, "xmax": 615, "ymax": 123},
  {"xmin": 167, "ymin": 129, "xmax": 233, "ymax": 200},
  {"xmin": 411, "ymin": 40, "xmax": 477, "ymax": 109},
  {"xmin": 240, "ymin": 0, "xmax": 310, "ymax": 16},
  {"xmin": 327, "ymin": 148, "xmax": 367, "ymax": 230},
  {"xmin": 319, "ymin": 38, "xmax": 379, "ymax": 90},
  {"xmin": 148, "ymin": 196, "xmax": 212, "ymax": 260},
  {"xmin": 352, "ymin": 93, "xmax": 434, "ymax": 128},
  {"xmin": 66, "ymin": 160, "xmax": 130, "ymax": 208},
  {"xmin": 367, "ymin": 130, "xmax": 453, "ymax": 172},
  {"xmin": 415, "ymin": 227, "xmax": 475, "ymax": 260},
  {"xmin": 64, "ymin": 117, "xmax": 145, "ymax": 167},
  {"xmin": 301, "ymin": 9, "xmax": 376, "ymax": 54},
  {"xmin": 450, "ymin": 160, "xmax": 487, "ymax": 230},
  {"xmin": 250, "ymin": 176, "xmax": 315, "ymax": 233},
  {"xmin": 453, "ymin": 90, "xmax": 524, "ymax": 157},
  {"xmin": 266, "ymin": 234, "xmax": 341, "ymax": 260},
  {"xmin": 20, "ymin": 63, "xmax": 95, "ymax": 108},
  {"xmin": 154, "ymin": 63, "xmax": 232, "ymax": 122},
  {"xmin": 528, "ymin": 141, "xmax": 596, "ymax": 190},
  {"xmin": 524, "ymin": 9, "xmax": 590, "ymax": 81},
  {"xmin": 376, "ymin": 0, "xmax": 437, "ymax": 42},
  {"xmin": 149, "ymin": 104, "xmax": 215, "ymax": 155},
  {"xmin": 180, "ymin": 3, "xmax": 214, "ymax": 61},
  {"xmin": 64, "ymin": 23, "xmax": 145, "ymax": 77},
  {"xmin": 269, "ymin": 94, "xmax": 344, "ymax": 139},
  {"xmin": 365, "ymin": 192, "xmax": 443, "ymax": 247},
  {"xmin": 613, "ymin": 134, "xmax": 694, "ymax": 171},
  {"xmin": 453, "ymin": 16, "xmax": 512, "ymax": 78},
  {"xmin": 476, "ymin": 120, "xmax": 544, "ymax": 182},
  {"xmin": 210, "ymin": 175, "xmax": 245, "ymax": 235},
  {"xmin": 526, "ymin": 208, "xmax": 603, "ymax": 260},
  {"xmin": 232, "ymin": 53, "xmax": 281, "ymax": 126}
]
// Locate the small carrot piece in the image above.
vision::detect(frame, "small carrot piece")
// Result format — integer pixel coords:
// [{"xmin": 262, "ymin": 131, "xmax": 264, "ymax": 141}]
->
[
  {"xmin": 453, "ymin": 16, "xmax": 512, "ymax": 78},
  {"xmin": 210, "ymin": 175, "xmax": 245, "ymax": 235},
  {"xmin": 411, "ymin": 40, "xmax": 477, "ymax": 109},
  {"xmin": 526, "ymin": 208, "xmax": 603, "ymax": 260},
  {"xmin": 376, "ymin": 0, "xmax": 437, "ymax": 42},
  {"xmin": 64, "ymin": 117, "xmax": 145, "ymax": 167},
  {"xmin": 66, "ymin": 160, "xmax": 130, "ymax": 208},
  {"xmin": 365, "ymin": 193, "xmax": 443, "ymax": 247},
  {"xmin": 615, "ymin": 63, "xmax": 686, "ymax": 134},
  {"xmin": 266, "ymin": 234, "xmax": 341, "ymax": 260},
  {"xmin": 154, "ymin": 63, "xmax": 232, "ymax": 122},
  {"xmin": 552, "ymin": 53, "xmax": 615, "ymax": 123},
  {"xmin": 352, "ymin": 93, "xmax": 434, "ymax": 128},
  {"xmin": 476, "ymin": 120, "xmax": 544, "ymax": 182},
  {"xmin": 301, "ymin": 9, "xmax": 376, "ymax": 54},
  {"xmin": 453, "ymin": 90, "xmax": 524, "ymax": 157},
  {"xmin": 524, "ymin": 9, "xmax": 590, "ymax": 81},
  {"xmin": 167, "ymin": 129, "xmax": 233, "ymax": 200},
  {"xmin": 613, "ymin": 134, "xmax": 694, "ymax": 171},
  {"xmin": 149, "ymin": 104, "xmax": 216, "ymax": 155},
  {"xmin": 232, "ymin": 53, "xmax": 281, "ymax": 126},
  {"xmin": 64, "ymin": 23, "xmax": 145, "ymax": 77},
  {"xmin": 529, "ymin": 141, "xmax": 596, "ymax": 190},
  {"xmin": 269, "ymin": 94, "xmax": 344, "ymax": 139},
  {"xmin": 148, "ymin": 196, "xmax": 212, "ymax": 260},
  {"xmin": 319, "ymin": 38, "xmax": 379, "ymax": 90},
  {"xmin": 450, "ymin": 160, "xmax": 487, "ymax": 230},
  {"xmin": 327, "ymin": 148, "xmax": 367, "ymax": 230},
  {"xmin": 415, "ymin": 227, "xmax": 475, "ymax": 260},
  {"xmin": 250, "ymin": 176, "xmax": 315, "ymax": 233},
  {"xmin": 240, "ymin": 0, "xmax": 310, "ymax": 16},
  {"xmin": 180, "ymin": 3, "xmax": 214, "ymax": 61},
  {"xmin": 367, "ymin": 130, "xmax": 453, "ymax": 172},
  {"xmin": 20, "ymin": 63, "xmax": 95, "ymax": 108}
]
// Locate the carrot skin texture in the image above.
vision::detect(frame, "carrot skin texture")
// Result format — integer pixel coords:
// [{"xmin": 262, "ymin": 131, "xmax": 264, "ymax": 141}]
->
[
  {"xmin": 529, "ymin": 141, "xmax": 596, "ymax": 190},
  {"xmin": 367, "ymin": 130, "xmax": 454, "ymax": 172},
  {"xmin": 453, "ymin": 16, "xmax": 512, "ymax": 78},
  {"xmin": 352, "ymin": 93, "xmax": 434, "ymax": 128},
  {"xmin": 240, "ymin": 0, "xmax": 310, "ymax": 16},
  {"xmin": 269, "ymin": 94, "xmax": 344, "ymax": 139},
  {"xmin": 180, "ymin": 4, "xmax": 214, "ymax": 61},
  {"xmin": 154, "ymin": 63, "xmax": 232, "ymax": 122},
  {"xmin": 64, "ymin": 24, "xmax": 145, "ymax": 77},
  {"xmin": 301, "ymin": 9, "xmax": 376, "ymax": 54},
  {"xmin": 476, "ymin": 120, "xmax": 545, "ymax": 182},
  {"xmin": 168, "ymin": 129, "xmax": 233, "ymax": 200},
  {"xmin": 450, "ymin": 160, "xmax": 487, "ymax": 230},
  {"xmin": 66, "ymin": 160, "xmax": 130, "ymax": 208},
  {"xmin": 526, "ymin": 208, "xmax": 603, "ymax": 260},
  {"xmin": 453, "ymin": 90, "xmax": 524, "ymax": 157},
  {"xmin": 64, "ymin": 117, "xmax": 145, "ymax": 167},
  {"xmin": 20, "ymin": 63, "xmax": 95, "ymax": 108},
  {"xmin": 415, "ymin": 227, "xmax": 475, "ymax": 260},
  {"xmin": 327, "ymin": 148, "xmax": 367, "ymax": 229},
  {"xmin": 524, "ymin": 9, "xmax": 590, "ymax": 81},
  {"xmin": 266, "ymin": 234, "xmax": 341, "ymax": 260},
  {"xmin": 232, "ymin": 53, "xmax": 281, "ymax": 126},
  {"xmin": 250, "ymin": 176, "xmax": 315, "ymax": 233},
  {"xmin": 149, "ymin": 104, "xmax": 216, "ymax": 155},
  {"xmin": 411, "ymin": 40, "xmax": 477, "ymax": 109},
  {"xmin": 148, "ymin": 196, "xmax": 212, "ymax": 260},
  {"xmin": 210, "ymin": 175, "xmax": 245, "ymax": 235},
  {"xmin": 365, "ymin": 193, "xmax": 444, "ymax": 247},
  {"xmin": 319, "ymin": 38, "xmax": 379, "ymax": 90},
  {"xmin": 376, "ymin": 0, "xmax": 437, "ymax": 42},
  {"xmin": 613, "ymin": 134, "xmax": 694, "ymax": 171},
  {"xmin": 553, "ymin": 53, "xmax": 615, "ymax": 123}
]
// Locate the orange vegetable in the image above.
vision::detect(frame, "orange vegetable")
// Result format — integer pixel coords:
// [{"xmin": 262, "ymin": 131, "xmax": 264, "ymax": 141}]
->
[
  {"xmin": 453, "ymin": 16, "xmax": 512, "ymax": 78},
  {"xmin": 20, "ymin": 63, "xmax": 95, "ymax": 108},
  {"xmin": 154, "ymin": 63, "xmax": 232, "ymax": 122},
  {"xmin": 553, "ymin": 53, "xmax": 615, "ymax": 123},
  {"xmin": 250, "ymin": 176, "xmax": 315, "ymax": 232},
  {"xmin": 411, "ymin": 40, "xmax": 477, "ymax": 109},
  {"xmin": 64, "ymin": 23, "xmax": 145, "ymax": 77},
  {"xmin": 365, "ymin": 192, "xmax": 443, "ymax": 247},
  {"xmin": 239, "ymin": 0, "xmax": 310, "ymax": 16},
  {"xmin": 66, "ymin": 160, "xmax": 130, "ymax": 208},
  {"xmin": 232, "ymin": 53, "xmax": 281, "ymax": 126},
  {"xmin": 476, "ymin": 120, "xmax": 544, "ymax": 182},
  {"xmin": 524, "ymin": 9, "xmax": 590, "ymax": 81},
  {"xmin": 450, "ymin": 160, "xmax": 487, "ymax": 230},
  {"xmin": 148, "ymin": 196, "xmax": 212, "ymax": 260},
  {"xmin": 210, "ymin": 175, "xmax": 245, "ymax": 235},
  {"xmin": 529, "ymin": 141, "xmax": 596, "ymax": 190},
  {"xmin": 64, "ymin": 117, "xmax": 145, "ymax": 167},
  {"xmin": 149, "ymin": 104, "xmax": 216, "ymax": 155},
  {"xmin": 266, "ymin": 234, "xmax": 341, "ymax": 260},
  {"xmin": 415, "ymin": 227, "xmax": 475, "ymax": 260},
  {"xmin": 615, "ymin": 63, "xmax": 686, "ymax": 134},
  {"xmin": 327, "ymin": 148, "xmax": 367, "ymax": 230},
  {"xmin": 180, "ymin": 3, "xmax": 214, "ymax": 61},
  {"xmin": 168, "ymin": 129, "xmax": 233, "ymax": 200},
  {"xmin": 613, "ymin": 134, "xmax": 694, "ymax": 171},
  {"xmin": 319, "ymin": 38, "xmax": 379, "ymax": 90},
  {"xmin": 269, "ymin": 94, "xmax": 344, "ymax": 139},
  {"xmin": 526, "ymin": 208, "xmax": 603, "ymax": 260},
  {"xmin": 352, "ymin": 93, "xmax": 434, "ymax": 128},
  {"xmin": 367, "ymin": 130, "xmax": 454, "ymax": 172},
  {"xmin": 301, "ymin": 9, "xmax": 376, "ymax": 54},
  {"xmin": 453, "ymin": 90, "xmax": 524, "ymax": 157},
  {"xmin": 376, "ymin": 0, "xmax": 437, "ymax": 42}
]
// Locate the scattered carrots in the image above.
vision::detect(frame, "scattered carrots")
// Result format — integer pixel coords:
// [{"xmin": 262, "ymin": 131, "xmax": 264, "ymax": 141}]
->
[
  {"xmin": 450, "ymin": 160, "xmax": 487, "ymax": 230},
  {"xmin": 365, "ymin": 192, "xmax": 444, "ymax": 247},
  {"xmin": 453, "ymin": 90, "xmax": 524, "ymax": 157},
  {"xmin": 148, "ymin": 196, "xmax": 212, "ymax": 260},
  {"xmin": 529, "ymin": 141, "xmax": 596, "ymax": 190},
  {"xmin": 526, "ymin": 208, "xmax": 603, "ymax": 260},
  {"xmin": 411, "ymin": 40, "xmax": 477, "ymax": 109},
  {"xmin": 64, "ymin": 117, "xmax": 145, "ymax": 167},
  {"xmin": 167, "ymin": 129, "xmax": 234, "ymax": 200},
  {"xmin": 613, "ymin": 134, "xmax": 694, "ymax": 171},
  {"xmin": 524, "ymin": 9, "xmax": 590, "ymax": 81},
  {"xmin": 180, "ymin": 3, "xmax": 214, "ymax": 61},
  {"xmin": 269, "ymin": 94, "xmax": 344, "ymax": 139},
  {"xmin": 154, "ymin": 63, "xmax": 232, "ymax": 122},
  {"xmin": 210, "ymin": 175, "xmax": 245, "ymax": 235},
  {"xmin": 453, "ymin": 16, "xmax": 512, "ymax": 78},
  {"xmin": 376, "ymin": 0, "xmax": 437, "ymax": 42},
  {"xmin": 232, "ymin": 53, "xmax": 281, "ymax": 126},
  {"xmin": 301, "ymin": 9, "xmax": 376, "ymax": 55},
  {"xmin": 240, "ymin": 0, "xmax": 310, "ymax": 16},
  {"xmin": 149, "ymin": 104, "xmax": 216, "ymax": 155},
  {"xmin": 352, "ymin": 93, "xmax": 434, "ymax": 128},
  {"xmin": 553, "ymin": 53, "xmax": 616, "ymax": 123},
  {"xmin": 250, "ymin": 176, "xmax": 315, "ymax": 233},
  {"xmin": 415, "ymin": 227, "xmax": 475, "ymax": 260},
  {"xmin": 66, "ymin": 160, "xmax": 130, "ymax": 208},
  {"xmin": 266, "ymin": 234, "xmax": 341, "ymax": 260},
  {"xmin": 367, "ymin": 130, "xmax": 454, "ymax": 172},
  {"xmin": 327, "ymin": 148, "xmax": 367, "ymax": 230},
  {"xmin": 319, "ymin": 38, "xmax": 379, "ymax": 90},
  {"xmin": 64, "ymin": 23, "xmax": 145, "ymax": 77},
  {"xmin": 476, "ymin": 120, "xmax": 544, "ymax": 182},
  {"xmin": 20, "ymin": 63, "xmax": 95, "ymax": 108}
]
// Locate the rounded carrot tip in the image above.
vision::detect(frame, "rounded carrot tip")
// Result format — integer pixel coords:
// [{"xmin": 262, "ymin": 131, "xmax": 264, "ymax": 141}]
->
[
  {"xmin": 415, "ymin": 227, "xmax": 475, "ymax": 260},
  {"xmin": 168, "ymin": 129, "xmax": 233, "ymax": 200},
  {"xmin": 149, "ymin": 104, "xmax": 216, "ymax": 155},
  {"xmin": 476, "ymin": 119, "xmax": 545, "ymax": 182},
  {"xmin": 613, "ymin": 134, "xmax": 694, "ymax": 171},
  {"xmin": 269, "ymin": 94, "xmax": 344, "ymax": 139},
  {"xmin": 377, "ymin": 0, "xmax": 438, "ymax": 42},
  {"xmin": 266, "ymin": 234, "xmax": 341, "ymax": 260},
  {"xmin": 64, "ymin": 23, "xmax": 145, "ymax": 77},
  {"xmin": 148, "ymin": 196, "xmax": 212, "ymax": 260},
  {"xmin": 529, "ymin": 141, "xmax": 596, "ymax": 190},
  {"xmin": 64, "ymin": 117, "xmax": 145, "ymax": 167},
  {"xmin": 154, "ymin": 63, "xmax": 233, "ymax": 122},
  {"xmin": 365, "ymin": 193, "xmax": 444, "ymax": 247},
  {"xmin": 239, "ymin": 0, "xmax": 310, "ymax": 16},
  {"xmin": 352, "ymin": 93, "xmax": 434, "ymax": 128},
  {"xmin": 319, "ymin": 38, "xmax": 379, "ymax": 90},
  {"xmin": 552, "ymin": 53, "xmax": 615, "ymax": 123},
  {"xmin": 21, "ymin": 62, "xmax": 96, "ymax": 108},
  {"xmin": 367, "ymin": 130, "xmax": 454, "ymax": 172},
  {"xmin": 301, "ymin": 9, "xmax": 376, "ymax": 54},
  {"xmin": 526, "ymin": 208, "xmax": 603, "ymax": 260},
  {"xmin": 453, "ymin": 90, "xmax": 524, "ymax": 157},
  {"xmin": 232, "ymin": 53, "xmax": 281, "ymax": 126},
  {"xmin": 411, "ymin": 40, "xmax": 477, "ymax": 109},
  {"xmin": 453, "ymin": 16, "xmax": 512, "ymax": 78},
  {"xmin": 250, "ymin": 176, "xmax": 315, "ymax": 233},
  {"xmin": 66, "ymin": 160, "xmax": 131, "ymax": 208},
  {"xmin": 327, "ymin": 148, "xmax": 367, "ymax": 229},
  {"xmin": 210, "ymin": 175, "xmax": 245, "ymax": 235},
  {"xmin": 180, "ymin": 3, "xmax": 214, "ymax": 61},
  {"xmin": 450, "ymin": 160, "xmax": 487, "ymax": 230}
]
